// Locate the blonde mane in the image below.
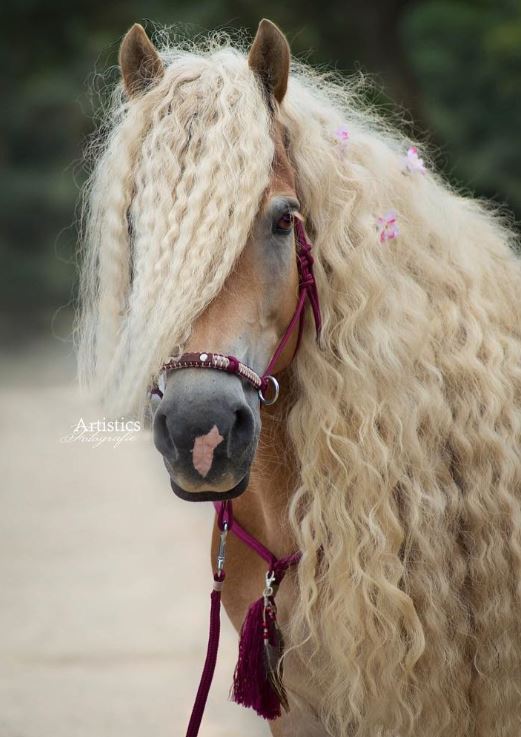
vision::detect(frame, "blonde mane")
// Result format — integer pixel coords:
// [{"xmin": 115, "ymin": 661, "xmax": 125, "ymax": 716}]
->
[{"xmin": 78, "ymin": 31, "xmax": 521, "ymax": 737}]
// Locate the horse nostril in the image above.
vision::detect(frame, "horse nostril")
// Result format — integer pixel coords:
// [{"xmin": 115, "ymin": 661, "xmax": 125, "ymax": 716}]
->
[
  {"xmin": 231, "ymin": 405, "xmax": 254, "ymax": 449},
  {"xmin": 153, "ymin": 408, "xmax": 176, "ymax": 458},
  {"xmin": 234, "ymin": 406, "xmax": 250, "ymax": 430}
]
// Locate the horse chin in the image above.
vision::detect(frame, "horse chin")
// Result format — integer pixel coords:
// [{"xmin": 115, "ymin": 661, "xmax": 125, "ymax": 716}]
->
[{"xmin": 169, "ymin": 473, "xmax": 250, "ymax": 502}]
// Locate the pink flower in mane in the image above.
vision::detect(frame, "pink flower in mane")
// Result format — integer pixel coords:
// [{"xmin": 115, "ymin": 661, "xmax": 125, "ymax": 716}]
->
[
  {"xmin": 377, "ymin": 210, "xmax": 399, "ymax": 243},
  {"xmin": 334, "ymin": 125, "xmax": 350, "ymax": 144},
  {"xmin": 404, "ymin": 146, "xmax": 426, "ymax": 175}
]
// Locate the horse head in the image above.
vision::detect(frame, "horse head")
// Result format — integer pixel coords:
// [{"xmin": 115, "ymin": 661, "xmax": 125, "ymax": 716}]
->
[{"xmin": 119, "ymin": 21, "xmax": 305, "ymax": 500}]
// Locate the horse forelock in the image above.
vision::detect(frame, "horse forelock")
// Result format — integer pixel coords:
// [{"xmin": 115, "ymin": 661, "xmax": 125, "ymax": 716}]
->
[{"xmin": 80, "ymin": 45, "xmax": 276, "ymax": 415}]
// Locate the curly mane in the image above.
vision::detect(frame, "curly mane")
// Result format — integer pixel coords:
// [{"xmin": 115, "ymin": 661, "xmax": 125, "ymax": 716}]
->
[{"xmin": 78, "ymin": 31, "xmax": 521, "ymax": 737}]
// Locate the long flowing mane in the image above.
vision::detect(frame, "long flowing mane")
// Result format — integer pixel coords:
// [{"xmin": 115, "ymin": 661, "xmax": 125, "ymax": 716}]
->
[{"xmin": 78, "ymin": 31, "xmax": 521, "ymax": 736}]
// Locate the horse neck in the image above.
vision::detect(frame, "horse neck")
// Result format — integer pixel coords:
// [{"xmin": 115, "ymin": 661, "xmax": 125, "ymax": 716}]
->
[{"xmin": 233, "ymin": 375, "xmax": 298, "ymax": 559}]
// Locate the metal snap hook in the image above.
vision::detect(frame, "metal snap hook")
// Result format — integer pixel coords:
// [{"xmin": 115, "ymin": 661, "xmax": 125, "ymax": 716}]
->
[
  {"xmin": 259, "ymin": 375, "xmax": 280, "ymax": 406},
  {"xmin": 264, "ymin": 570, "xmax": 277, "ymax": 598},
  {"xmin": 216, "ymin": 522, "xmax": 228, "ymax": 574}
]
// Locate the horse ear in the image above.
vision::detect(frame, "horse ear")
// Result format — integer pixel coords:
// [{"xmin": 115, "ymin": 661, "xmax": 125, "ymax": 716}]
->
[
  {"xmin": 119, "ymin": 24, "xmax": 164, "ymax": 97},
  {"xmin": 248, "ymin": 19, "xmax": 290, "ymax": 104}
]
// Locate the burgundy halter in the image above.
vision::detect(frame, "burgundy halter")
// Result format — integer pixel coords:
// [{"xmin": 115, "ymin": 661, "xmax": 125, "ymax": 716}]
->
[
  {"xmin": 152, "ymin": 218, "xmax": 321, "ymax": 404},
  {"xmin": 154, "ymin": 218, "xmax": 322, "ymax": 737}
]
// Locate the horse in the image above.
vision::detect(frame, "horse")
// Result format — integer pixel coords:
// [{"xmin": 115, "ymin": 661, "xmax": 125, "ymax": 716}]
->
[{"xmin": 77, "ymin": 18, "xmax": 521, "ymax": 737}]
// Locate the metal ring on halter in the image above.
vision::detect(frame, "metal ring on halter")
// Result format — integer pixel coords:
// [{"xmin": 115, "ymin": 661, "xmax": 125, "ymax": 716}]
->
[{"xmin": 258, "ymin": 375, "xmax": 280, "ymax": 406}]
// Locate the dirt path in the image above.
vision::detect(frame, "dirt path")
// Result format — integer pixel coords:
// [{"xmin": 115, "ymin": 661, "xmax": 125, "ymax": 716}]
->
[{"xmin": 0, "ymin": 338, "xmax": 267, "ymax": 737}]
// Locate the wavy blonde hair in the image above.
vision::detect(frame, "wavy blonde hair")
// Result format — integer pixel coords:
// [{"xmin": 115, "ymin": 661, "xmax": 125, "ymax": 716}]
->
[
  {"xmin": 78, "ymin": 37, "xmax": 274, "ymax": 416},
  {"xmin": 78, "ymin": 31, "xmax": 521, "ymax": 737}
]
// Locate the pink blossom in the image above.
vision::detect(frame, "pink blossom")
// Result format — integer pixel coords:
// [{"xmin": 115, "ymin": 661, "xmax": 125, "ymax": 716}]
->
[
  {"xmin": 335, "ymin": 125, "xmax": 350, "ymax": 144},
  {"xmin": 377, "ymin": 210, "xmax": 399, "ymax": 243},
  {"xmin": 404, "ymin": 146, "xmax": 426, "ymax": 175}
]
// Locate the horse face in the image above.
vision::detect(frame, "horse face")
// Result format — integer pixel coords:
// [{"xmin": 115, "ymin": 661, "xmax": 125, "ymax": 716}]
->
[
  {"xmin": 122, "ymin": 20, "xmax": 296, "ymax": 498},
  {"xmin": 153, "ymin": 124, "xmax": 300, "ymax": 500}
]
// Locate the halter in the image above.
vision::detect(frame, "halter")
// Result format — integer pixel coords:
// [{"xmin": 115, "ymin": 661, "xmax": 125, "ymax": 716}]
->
[
  {"xmin": 152, "ymin": 218, "xmax": 321, "ymax": 405},
  {"xmin": 154, "ymin": 218, "xmax": 322, "ymax": 736}
]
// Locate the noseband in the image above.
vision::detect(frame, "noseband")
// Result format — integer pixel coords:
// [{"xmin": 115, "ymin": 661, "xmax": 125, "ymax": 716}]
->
[{"xmin": 152, "ymin": 218, "xmax": 321, "ymax": 405}]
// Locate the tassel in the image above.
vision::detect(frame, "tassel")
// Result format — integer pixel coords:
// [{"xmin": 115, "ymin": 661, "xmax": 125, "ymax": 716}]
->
[{"xmin": 232, "ymin": 572, "xmax": 288, "ymax": 719}]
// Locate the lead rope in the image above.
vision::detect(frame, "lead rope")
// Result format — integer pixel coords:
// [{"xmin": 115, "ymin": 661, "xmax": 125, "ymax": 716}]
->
[
  {"xmin": 185, "ymin": 521, "xmax": 228, "ymax": 737},
  {"xmin": 185, "ymin": 501, "xmax": 300, "ymax": 737}
]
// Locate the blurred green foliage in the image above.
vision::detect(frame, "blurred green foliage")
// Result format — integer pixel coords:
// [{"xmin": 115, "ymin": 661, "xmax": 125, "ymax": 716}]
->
[{"xmin": 2, "ymin": 0, "xmax": 520, "ymax": 323}]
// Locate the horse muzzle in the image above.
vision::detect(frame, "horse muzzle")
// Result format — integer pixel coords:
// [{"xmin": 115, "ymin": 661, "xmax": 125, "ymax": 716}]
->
[{"xmin": 153, "ymin": 368, "xmax": 260, "ymax": 501}]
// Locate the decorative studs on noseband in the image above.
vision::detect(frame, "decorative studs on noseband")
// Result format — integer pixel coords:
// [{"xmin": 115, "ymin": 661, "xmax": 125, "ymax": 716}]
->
[{"xmin": 153, "ymin": 351, "xmax": 280, "ymax": 405}]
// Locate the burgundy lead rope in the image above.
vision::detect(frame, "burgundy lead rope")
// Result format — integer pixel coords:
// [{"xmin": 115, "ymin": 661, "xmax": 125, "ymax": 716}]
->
[
  {"xmin": 185, "ymin": 569, "xmax": 224, "ymax": 737},
  {"xmin": 185, "ymin": 540, "xmax": 226, "ymax": 737},
  {"xmin": 185, "ymin": 502, "xmax": 301, "ymax": 737}
]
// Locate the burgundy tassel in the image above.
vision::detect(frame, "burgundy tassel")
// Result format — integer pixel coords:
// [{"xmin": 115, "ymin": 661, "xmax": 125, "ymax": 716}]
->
[{"xmin": 232, "ymin": 576, "xmax": 288, "ymax": 720}]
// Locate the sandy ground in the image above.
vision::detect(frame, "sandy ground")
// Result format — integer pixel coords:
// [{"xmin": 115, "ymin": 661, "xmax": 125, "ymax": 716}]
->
[{"xmin": 0, "ymin": 336, "xmax": 267, "ymax": 737}]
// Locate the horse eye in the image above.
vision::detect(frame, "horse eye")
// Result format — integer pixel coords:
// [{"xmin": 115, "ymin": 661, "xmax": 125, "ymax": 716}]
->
[{"xmin": 274, "ymin": 211, "xmax": 293, "ymax": 234}]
